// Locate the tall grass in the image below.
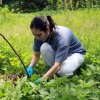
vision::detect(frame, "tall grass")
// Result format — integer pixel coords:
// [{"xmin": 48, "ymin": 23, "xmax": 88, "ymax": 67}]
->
[{"xmin": 0, "ymin": 7, "xmax": 100, "ymax": 74}]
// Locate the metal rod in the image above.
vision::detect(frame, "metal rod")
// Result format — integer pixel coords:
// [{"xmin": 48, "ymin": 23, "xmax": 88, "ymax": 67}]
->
[{"xmin": 0, "ymin": 33, "xmax": 30, "ymax": 78}]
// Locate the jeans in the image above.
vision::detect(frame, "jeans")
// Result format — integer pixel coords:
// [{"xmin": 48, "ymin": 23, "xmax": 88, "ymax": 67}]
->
[{"xmin": 40, "ymin": 43, "xmax": 85, "ymax": 76}]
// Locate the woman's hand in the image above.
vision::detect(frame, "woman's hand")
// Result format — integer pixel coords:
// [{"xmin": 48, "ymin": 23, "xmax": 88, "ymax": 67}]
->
[
  {"xmin": 35, "ymin": 77, "xmax": 47, "ymax": 84},
  {"xmin": 42, "ymin": 62, "xmax": 61, "ymax": 79},
  {"xmin": 26, "ymin": 66, "xmax": 34, "ymax": 76}
]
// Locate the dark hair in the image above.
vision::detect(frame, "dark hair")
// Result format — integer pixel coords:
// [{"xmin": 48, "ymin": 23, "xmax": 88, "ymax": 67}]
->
[{"xmin": 30, "ymin": 16, "xmax": 56, "ymax": 34}]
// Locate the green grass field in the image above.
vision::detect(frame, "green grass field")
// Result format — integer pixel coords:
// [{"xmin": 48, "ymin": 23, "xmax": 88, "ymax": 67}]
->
[{"xmin": 0, "ymin": 7, "xmax": 100, "ymax": 99}]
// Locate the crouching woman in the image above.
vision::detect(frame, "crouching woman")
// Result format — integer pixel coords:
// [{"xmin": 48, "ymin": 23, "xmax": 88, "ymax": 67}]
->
[{"xmin": 27, "ymin": 16, "xmax": 86, "ymax": 81}]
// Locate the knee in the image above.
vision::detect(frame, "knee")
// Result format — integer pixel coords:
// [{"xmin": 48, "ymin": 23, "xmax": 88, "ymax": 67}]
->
[{"xmin": 40, "ymin": 43, "xmax": 50, "ymax": 54}]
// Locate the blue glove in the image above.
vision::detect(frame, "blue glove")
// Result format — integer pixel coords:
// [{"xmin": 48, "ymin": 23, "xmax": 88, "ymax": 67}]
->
[
  {"xmin": 35, "ymin": 78, "xmax": 43, "ymax": 84},
  {"xmin": 35, "ymin": 77, "xmax": 47, "ymax": 85},
  {"xmin": 35, "ymin": 79, "xmax": 41, "ymax": 84},
  {"xmin": 26, "ymin": 66, "xmax": 34, "ymax": 76}
]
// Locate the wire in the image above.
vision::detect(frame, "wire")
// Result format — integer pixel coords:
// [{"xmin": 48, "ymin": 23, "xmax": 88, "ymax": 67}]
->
[{"xmin": 0, "ymin": 33, "xmax": 30, "ymax": 78}]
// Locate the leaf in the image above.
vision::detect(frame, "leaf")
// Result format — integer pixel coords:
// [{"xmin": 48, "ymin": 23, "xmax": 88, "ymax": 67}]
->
[{"xmin": 28, "ymin": 82, "xmax": 37, "ymax": 88}]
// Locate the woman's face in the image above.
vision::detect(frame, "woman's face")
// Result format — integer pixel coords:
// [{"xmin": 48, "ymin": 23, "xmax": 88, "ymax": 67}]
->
[{"xmin": 31, "ymin": 27, "xmax": 50, "ymax": 42}]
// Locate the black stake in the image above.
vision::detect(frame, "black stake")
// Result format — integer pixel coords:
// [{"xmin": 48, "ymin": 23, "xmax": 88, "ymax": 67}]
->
[{"xmin": 0, "ymin": 33, "xmax": 30, "ymax": 78}]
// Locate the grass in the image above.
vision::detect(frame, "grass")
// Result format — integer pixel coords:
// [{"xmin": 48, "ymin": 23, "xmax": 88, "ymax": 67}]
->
[
  {"xmin": 0, "ymin": 8, "xmax": 100, "ymax": 56},
  {"xmin": 0, "ymin": 7, "xmax": 100, "ymax": 99}
]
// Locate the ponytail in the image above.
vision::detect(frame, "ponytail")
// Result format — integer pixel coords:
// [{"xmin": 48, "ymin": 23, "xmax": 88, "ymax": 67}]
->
[{"xmin": 47, "ymin": 16, "xmax": 56, "ymax": 33}]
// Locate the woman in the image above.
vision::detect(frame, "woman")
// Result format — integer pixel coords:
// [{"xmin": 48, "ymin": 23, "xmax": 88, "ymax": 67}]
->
[{"xmin": 27, "ymin": 16, "xmax": 86, "ymax": 80}]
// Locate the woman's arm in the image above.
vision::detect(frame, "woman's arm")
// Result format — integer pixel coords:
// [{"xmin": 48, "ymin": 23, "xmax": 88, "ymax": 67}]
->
[
  {"xmin": 42, "ymin": 62, "xmax": 61, "ymax": 79},
  {"xmin": 29, "ymin": 52, "xmax": 40, "ymax": 67}
]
